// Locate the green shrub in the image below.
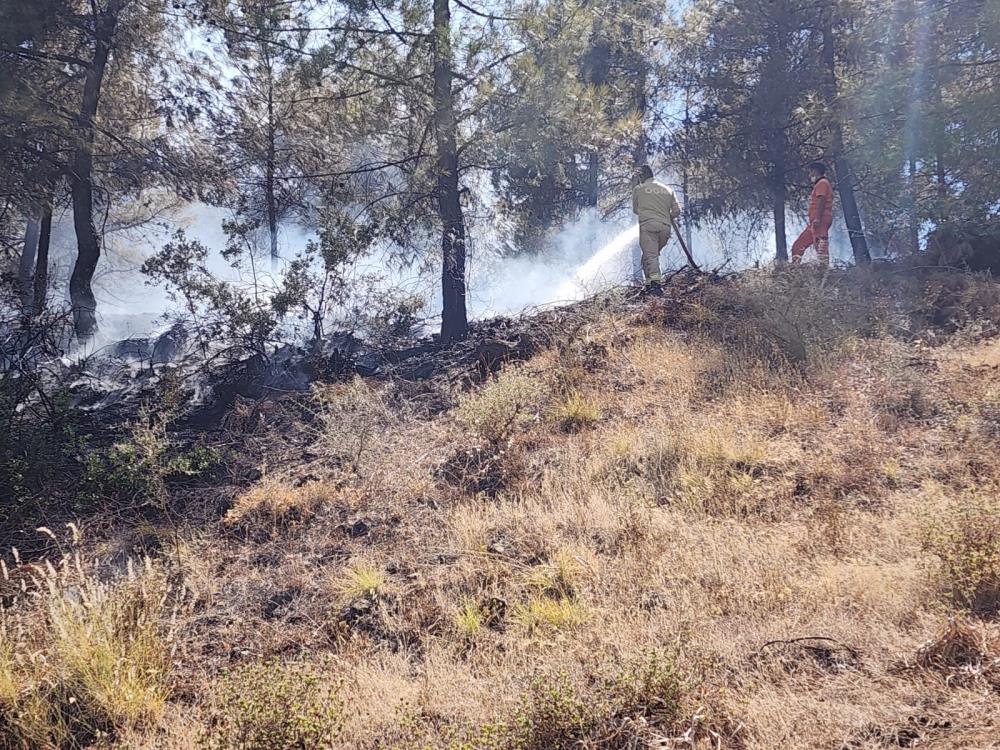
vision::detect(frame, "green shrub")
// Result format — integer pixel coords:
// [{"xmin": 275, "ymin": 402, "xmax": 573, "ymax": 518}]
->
[
  {"xmin": 79, "ymin": 408, "xmax": 220, "ymax": 508},
  {"xmin": 199, "ymin": 661, "xmax": 342, "ymax": 750},
  {"xmin": 169, "ymin": 444, "xmax": 222, "ymax": 478},
  {"xmin": 508, "ymin": 653, "xmax": 685, "ymax": 750},
  {"xmin": 509, "ymin": 674, "xmax": 591, "ymax": 750},
  {"xmin": 81, "ymin": 440, "xmax": 164, "ymax": 507},
  {"xmin": 924, "ymin": 491, "xmax": 1000, "ymax": 616},
  {"xmin": 456, "ymin": 367, "xmax": 541, "ymax": 445}
]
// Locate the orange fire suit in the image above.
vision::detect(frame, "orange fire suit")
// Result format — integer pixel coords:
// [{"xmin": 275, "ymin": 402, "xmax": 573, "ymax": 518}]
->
[{"xmin": 791, "ymin": 177, "xmax": 834, "ymax": 265}]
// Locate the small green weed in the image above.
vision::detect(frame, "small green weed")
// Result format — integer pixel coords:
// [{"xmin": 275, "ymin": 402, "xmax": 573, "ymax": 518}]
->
[{"xmin": 199, "ymin": 660, "xmax": 342, "ymax": 750}]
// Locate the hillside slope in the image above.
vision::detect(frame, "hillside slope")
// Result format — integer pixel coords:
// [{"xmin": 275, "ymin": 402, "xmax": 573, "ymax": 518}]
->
[{"xmin": 3, "ymin": 266, "xmax": 1000, "ymax": 750}]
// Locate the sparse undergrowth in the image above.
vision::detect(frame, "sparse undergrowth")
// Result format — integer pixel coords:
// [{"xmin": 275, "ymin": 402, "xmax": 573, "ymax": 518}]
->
[
  {"xmin": 199, "ymin": 661, "xmax": 343, "ymax": 750},
  {"xmin": 924, "ymin": 487, "xmax": 1000, "ymax": 616},
  {"xmin": 5, "ymin": 267, "xmax": 1000, "ymax": 748}
]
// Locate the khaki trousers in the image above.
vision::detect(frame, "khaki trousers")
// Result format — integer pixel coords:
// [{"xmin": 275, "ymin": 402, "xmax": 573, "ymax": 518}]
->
[{"xmin": 639, "ymin": 221, "xmax": 670, "ymax": 280}]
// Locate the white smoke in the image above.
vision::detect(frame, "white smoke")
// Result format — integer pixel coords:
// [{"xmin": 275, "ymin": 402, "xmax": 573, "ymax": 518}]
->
[{"xmin": 38, "ymin": 191, "xmax": 852, "ymax": 352}]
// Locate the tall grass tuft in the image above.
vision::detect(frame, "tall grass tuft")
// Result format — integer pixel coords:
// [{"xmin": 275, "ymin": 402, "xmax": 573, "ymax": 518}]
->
[{"xmin": 1, "ymin": 537, "xmax": 182, "ymax": 748}]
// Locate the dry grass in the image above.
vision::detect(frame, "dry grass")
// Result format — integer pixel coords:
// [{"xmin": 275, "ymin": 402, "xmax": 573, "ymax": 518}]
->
[
  {"xmin": 0, "ymin": 544, "xmax": 181, "ymax": 748},
  {"xmin": 548, "ymin": 390, "xmax": 601, "ymax": 432},
  {"xmin": 337, "ymin": 562, "xmax": 387, "ymax": 601},
  {"xmin": 224, "ymin": 478, "xmax": 344, "ymax": 532},
  {"xmin": 8, "ymin": 268, "xmax": 1000, "ymax": 748}
]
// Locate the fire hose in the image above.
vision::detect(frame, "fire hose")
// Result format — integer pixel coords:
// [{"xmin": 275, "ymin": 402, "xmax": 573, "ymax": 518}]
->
[{"xmin": 669, "ymin": 215, "xmax": 701, "ymax": 272}]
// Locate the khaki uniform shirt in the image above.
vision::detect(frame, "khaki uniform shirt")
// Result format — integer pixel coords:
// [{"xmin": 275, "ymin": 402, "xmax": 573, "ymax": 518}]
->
[{"xmin": 632, "ymin": 179, "xmax": 680, "ymax": 226}]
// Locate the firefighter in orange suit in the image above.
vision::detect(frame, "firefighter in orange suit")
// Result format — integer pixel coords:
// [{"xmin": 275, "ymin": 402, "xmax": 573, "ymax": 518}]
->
[{"xmin": 792, "ymin": 161, "xmax": 834, "ymax": 266}]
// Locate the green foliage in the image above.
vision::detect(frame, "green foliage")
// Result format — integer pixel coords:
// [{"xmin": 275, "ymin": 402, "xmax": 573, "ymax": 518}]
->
[
  {"xmin": 674, "ymin": 0, "xmax": 824, "ymax": 227},
  {"xmin": 81, "ymin": 439, "xmax": 165, "ymax": 508},
  {"xmin": 199, "ymin": 661, "xmax": 343, "ymax": 750},
  {"xmin": 357, "ymin": 292, "xmax": 427, "ymax": 345},
  {"xmin": 509, "ymin": 674, "xmax": 590, "ymax": 750},
  {"xmin": 0, "ymin": 378, "xmax": 81, "ymax": 506},
  {"xmin": 924, "ymin": 490, "xmax": 1000, "ymax": 616},
  {"xmin": 0, "ymin": 309, "xmax": 86, "ymax": 523},
  {"xmin": 170, "ymin": 444, "xmax": 222, "ymax": 478},
  {"xmin": 79, "ymin": 403, "xmax": 220, "ymax": 509},
  {"xmin": 142, "ymin": 230, "xmax": 281, "ymax": 359},
  {"xmin": 507, "ymin": 655, "xmax": 685, "ymax": 750}
]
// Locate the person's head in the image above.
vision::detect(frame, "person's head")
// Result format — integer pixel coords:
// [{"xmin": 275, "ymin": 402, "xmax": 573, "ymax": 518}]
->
[
  {"xmin": 808, "ymin": 161, "xmax": 827, "ymax": 182},
  {"xmin": 637, "ymin": 165, "xmax": 654, "ymax": 184}
]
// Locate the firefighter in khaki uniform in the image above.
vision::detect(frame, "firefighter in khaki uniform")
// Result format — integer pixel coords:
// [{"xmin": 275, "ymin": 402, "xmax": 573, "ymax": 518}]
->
[
  {"xmin": 792, "ymin": 161, "xmax": 835, "ymax": 266},
  {"xmin": 632, "ymin": 165, "xmax": 681, "ymax": 286}
]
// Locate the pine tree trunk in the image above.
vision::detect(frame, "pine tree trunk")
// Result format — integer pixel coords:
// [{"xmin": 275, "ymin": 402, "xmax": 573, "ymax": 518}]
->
[
  {"xmin": 266, "ymin": 157, "xmax": 278, "ymax": 266},
  {"xmin": 433, "ymin": 0, "xmax": 468, "ymax": 344},
  {"xmin": 766, "ymin": 30, "xmax": 789, "ymax": 263},
  {"xmin": 822, "ymin": 9, "xmax": 871, "ymax": 264},
  {"xmin": 33, "ymin": 200, "xmax": 53, "ymax": 317},
  {"xmin": 19, "ymin": 211, "xmax": 40, "ymax": 311},
  {"xmin": 69, "ymin": 4, "xmax": 119, "ymax": 339},
  {"xmin": 265, "ymin": 65, "xmax": 279, "ymax": 267},
  {"xmin": 773, "ymin": 180, "xmax": 788, "ymax": 263},
  {"xmin": 582, "ymin": 20, "xmax": 610, "ymax": 209},
  {"xmin": 632, "ymin": 58, "xmax": 648, "ymax": 168},
  {"xmin": 682, "ymin": 87, "xmax": 694, "ymax": 255},
  {"xmin": 929, "ymin": 19, "xmax": 949, "ymax": 221},
  {"xmin": 831, "ymin": 147, "xmax": 871, "ymax": 263},
  {"xmin": 586, "ymin": 152, "xmax": 599, "ymax": 207},
  {"xmin": 907, "ymin": 157, "xmax": 919, "ymax": 254},
  {"xmin": 682, "ymin": 167, "xmax": 694, "ymax": 254}
]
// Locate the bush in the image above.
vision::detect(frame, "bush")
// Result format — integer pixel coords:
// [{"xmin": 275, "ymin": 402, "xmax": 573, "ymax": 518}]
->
[
  {"xmin": 312, "ymin": 378, "xmax": 395, "ymax": 473},
  {"xmin": 0, "ymin": 306, "xmax": 83, "ymax": 521},
  {"xmin": 436, "ymin": 442, "xmax": 526, "ymax": 498},
  {"xmin": 509, "ymin": 674, "xmax": 590, "ymax": 750},
  {"xmin": 924, "ymin": 490, "xmax": 1000, "ymax": 616},
  {"xmin": 683, "ymin": 269, "xmax": 893, "ymax": 378},
  {"xmin": 81, "ymin": 437, "xmax": 166, "ymax": 508},
  {"xmin": 78, "ymin": 393, "xmax": 219, "ymax": 511},
  {"xmin": 199, "ymin": 661, "xmax": 342, "ymax": 750},
  {"xmin": 509, "ymin": 653, "xmax": 685, "ymax": 750},
  {"xmin": 391, "ymin": 653, "xmax": 687, "ymax": 750},
  {"xmin": 456, "ymin": 367, "xmax": 541, "ymax": 446}
]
